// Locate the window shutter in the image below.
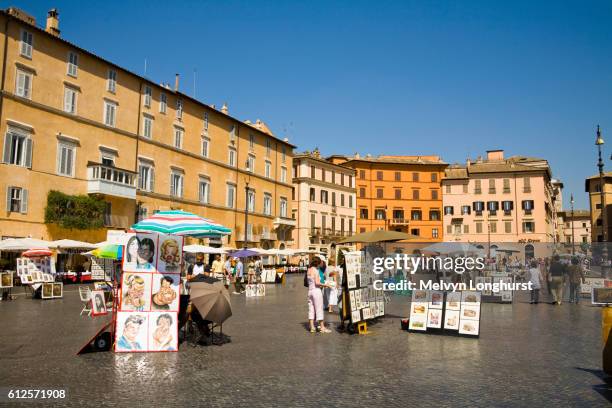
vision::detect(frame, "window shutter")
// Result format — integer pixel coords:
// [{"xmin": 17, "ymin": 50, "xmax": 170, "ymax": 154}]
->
[
  {"xmin": 149, "ymin": 167, "xmax": 155, "ymax": 191},
  {"xmin": 6, "ymin": 186, "xmax": 11, "ymax": 211},
  {"xmin": 64, "ymin": 89, "xmax": 71, "ymax": 111},
  {"xmin": 25, "ymin": 138, "xmax": 33, "ymax": 168},
  {"xmin": 179, "ymin": 177, "xmax": 184, "ymax": 198},
  {"xmin": 20, "ymin": 189, "xmax": 28, "ymax": 213},
  {"xmin": 3, "ymin": 133, "xmax": 12, "ymax": 163}
]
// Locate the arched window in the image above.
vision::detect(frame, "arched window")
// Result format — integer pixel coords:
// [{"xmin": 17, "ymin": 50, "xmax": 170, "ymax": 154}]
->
[{"xmin": 525, "ymin": 244, "xmax": 535, "ymax": 260}]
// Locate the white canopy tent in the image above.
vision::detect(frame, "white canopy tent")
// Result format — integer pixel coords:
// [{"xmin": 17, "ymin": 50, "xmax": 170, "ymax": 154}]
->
[
  {"xmin": 0, "ymin": 238, "xmax": 52, "ymax": 252},
  {"xmin": 183, "ymin": 245, "xmax": 228, "ymax": 254},
  {"xmin": 49, "ymin": 239, "xmax": 97, "ymax": 250}
]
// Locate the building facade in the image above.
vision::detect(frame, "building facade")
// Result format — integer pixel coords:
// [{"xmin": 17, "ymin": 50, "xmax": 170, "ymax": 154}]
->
[
  {"xmin": 0, "ymin": 8, "xmax": 295, "ymax": 247},
  {"xmin": 330, "ymin": 154, "xmax": 446, "ymax": 241},
  {"xmin": 585, "ymin": 172, "xmax": 612, "ymax": 243},
  {"xmin": 291, "ymin": 149, "xmax": 356, "ymax": 254},
  {"xmin": 442, "ymin": 150, "xmax": 559, "ymax": 257},
  {"xmin": 559, "ymin": 210, "xmax": 591, "ymax": 246}
]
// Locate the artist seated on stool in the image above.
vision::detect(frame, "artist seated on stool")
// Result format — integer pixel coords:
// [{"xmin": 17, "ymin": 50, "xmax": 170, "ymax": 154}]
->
[{"xmin": 187, "ymin": 254, "xmax": 207, "ymax": 280}]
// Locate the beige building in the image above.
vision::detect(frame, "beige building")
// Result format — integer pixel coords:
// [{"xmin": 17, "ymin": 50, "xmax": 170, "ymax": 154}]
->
[
  {"xmin": 559, "ymin": 209, "xmax": 591, "ymax": 246},
  {"xmin": 291, "ymin": 149, "xmax": 356, "ymax": 254},
  {"xmin": 0, "ymin": 7, "xmax": 295, "ymax": 247},
  {"xmin": 585, "ymin": 172, "xmax": 612, "ymax": 243},
  {"xmin": 442, "ymin": 150, "xmax": 559, "ymax": 259}
]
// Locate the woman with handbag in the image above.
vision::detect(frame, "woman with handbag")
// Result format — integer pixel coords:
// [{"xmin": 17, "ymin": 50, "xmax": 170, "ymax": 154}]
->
[{"xmin": 307, "ymin": 257, "xmax": 331, "ymax": 333}]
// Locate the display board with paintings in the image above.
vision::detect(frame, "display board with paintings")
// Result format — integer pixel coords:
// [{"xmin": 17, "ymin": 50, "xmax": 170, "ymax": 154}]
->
[
  {"xmin": 478, "ymin": 273, "xmax": 513, "ymax": 303},
  {"xmin": 15, "ymin": 257, "xmax": 56, "ymax": 285},
  {"xmin": 245, "ymin": 283, "xmax": 266, "ymax": 297},
  {"xmin": 408, "ymin": 290, "xmax": 482, "ymax": 338},
  {"xmin": 41, "ymin": 282, "xmax": 63, "ymax": 299},
  {"xmin": 115, "ymin": 233, "xmax": 181, "ymax": 352},
  {"xmin": 91, "ymin": 257, "xmax": 114, "ymax": 281},
  {"xmin": 345, "ymin": 251, "xmax": 385, "ymax": 324},
  {"xmin": 0, "ymin": 271, "xmax": 14, "ymax": 288}
]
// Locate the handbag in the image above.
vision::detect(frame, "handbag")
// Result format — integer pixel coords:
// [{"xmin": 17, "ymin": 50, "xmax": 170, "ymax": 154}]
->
[{"xmin": 304, "ymin": 272, "xmax": 309, "ymax": 287}]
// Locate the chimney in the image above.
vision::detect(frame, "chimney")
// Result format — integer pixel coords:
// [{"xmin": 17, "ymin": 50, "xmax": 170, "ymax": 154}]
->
[
  {"xmin": 45, "ymin": 9, "xmax": 60, "ymax": 37},
  {"xmin": 174, "ymin": 74, "xmax": 179, "ymax": 91},
  {"xmin": 221, "ymin": 102, "xmax": 229, "ymax": 115},
  {"xmin": 486, "ymin": 149, "xmax": 504, "ymax": 161}
]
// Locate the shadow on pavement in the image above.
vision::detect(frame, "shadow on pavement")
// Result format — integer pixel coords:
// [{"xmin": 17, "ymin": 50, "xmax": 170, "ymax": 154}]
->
[{"xmin": 575, "ymin": 367, "xmax": 612, "ymax": 403}]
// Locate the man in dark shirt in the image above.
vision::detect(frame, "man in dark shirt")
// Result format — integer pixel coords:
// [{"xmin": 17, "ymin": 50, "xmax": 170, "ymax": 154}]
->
[{"xmin": 548, "ymin": 255, "xmax": 567, "ymax": 305}]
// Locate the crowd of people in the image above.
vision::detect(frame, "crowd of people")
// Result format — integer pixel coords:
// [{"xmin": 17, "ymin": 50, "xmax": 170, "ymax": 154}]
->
[
  {"xmin": 305, "ymin": 256, "xmax": 342, "ymax": 333},
  {"xmin": 526, "ymin": 255, "xmax": 586, "ymax": 305},
  {"xmin": 186, "ymin": 254, "xmax": 267, "ymax": 294}
]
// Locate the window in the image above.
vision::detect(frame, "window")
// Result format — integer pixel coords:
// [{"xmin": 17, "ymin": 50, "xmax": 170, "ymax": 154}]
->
[
  {"xmin": 103, "ymin": 100, "xmax": 117, "ymax": 127},
  {"xmin": 322, "ymin": 169, "xmax": 326, "ymax": 182},
  {"xmin": 474, "ymin": 179, "xmax": 482, "ymax": 194},
  {"xmin": 395, "ymin": 171, "xmax": 401, "ymax": 181},
  {"xmin": 340, "ymin": 194, "xmax": 345, "ymax": 207},
  {"xmin": 203, "ymin": 112, "xmax": 209, "ymax": 131},
  {"xmin": 444, "ymin": 206, "xmax": 454, "ymax": 215},
  {"xmin": 138, "ymin": 163, "xmax": 154, "ymax": 192},
  {"xmin": 280, "ymin": 197, "xmax": 288, "ymax": 217},
  {"xmin": 490, "ymin": 222, "xmax": 497, "ymax": 233},
  {"xmin": 229, "ymin": 125, "xmax": 237, "ymax": 142},
  {"xmin": 15, "ymin": 69, "xmax": 32, "ymax": 99},
  {"xmin": 359, "ymin": 187, "xmax": 366, "ymax": 198},
  {"xmin": 503, "ymin": 178, "xmax": 510, "ymax": 193},
  {"xmin": 67, "ymin": 52, "xmax": 78, "ymax": 77},
  {"xmin": 487, "ymin": 201, "xmax": 499, "ymax": 215},
  {"xmin": 265, "ymin": 161, "xmax": 271, "ymax": 178},
  {"xmin": 447, "ymin": 225, "xmax": 453, "ymax": 234},
  {"xmin": 505, "ymin": 221, "xmax": 512, "ymax": 233},
  {"xmin": 394, "ymin": 189, "xmax": 401, "ymax": 199},
  {"xmin": 321, "ymin": 215, "xmax": 327, "ymax": 231},
  {"xmin": 431, "ymin": 173, "xmax": 438, "ymax": 182},
  {"xmin": 226, "ymin": 184, "xmax": 236, "ymax": 208},
  {"xmin": 281, "ymin": 166, "xmax": 287, "ymax": 183},
  {"xmin": 249, "ymin": 133, "xmax": 255, "ymax": 149},
  {"xmin": 523, "ymin": 221, "xmax": 535, "ymax": 233},
  {"xmin": 411, "ymin": 210, "xmax": 422, "ymax": 220},
  {"xmin": 174, "ymin": 127, "xmax": 184, "ymax": 149},
  {"xmin": 359, "ymin": 170, "xmax": 366, "ymax": 179},
  {"xmin": 432, "ymin": 228, "xmax": 439, "ymax": 238},
  {"xmin": 392, "ymin": 209, "xmax": 404, "ymax": 219},
  {"xmin": 246, "ymin": 154, "xmax": 255, "ymax": 172},
  {"xmin": 56, "ymin": 142, "xmax": 76, "ymax": 177},
  {"xmin": 137, "ymin": 206, "xmax": 148, "ymax": 222},
  {"xmin": 331, "ymin": 171, "xmax": 335, "ymax": 184},
  {"xmin": 376, "ymin": 188, "xmax": 383, "ymax": 199},
  {"xmin": 6, "ymin": 186, "xmax": 27, "ymax": 213},
  {"xmin": 461, "ymin": 205, "xmax": 471, "ymax": 215},
  {"xmin": 340, "ymin": 218, "xmax": 345, "ymax": 235},
  {"xmin": 143, "ymin": 86, "xmax": 152, "ymax": 107},
  {"xmin": 341, "ymin": 173, "xmax": 345, "ymax": 186},
  {"xmin": 445, "ymin": 184, "xmax": 451, "ymax": 194},
  {"xmin": 281, "ymin": 146, "xmax": 286, "ymax": 163},
  {"xmin": 176, "ymin": 99, "xmax": 183, "ymax": 120},
  {"xmin": 228, "ymin": 148, "xmax": 236, "ymax": 167},
  {"xmin": 476, "ymin": 222, "xmax": 483, "ymax": 233},
  {"xmin": 376, "ymin": 171, "xmax": 383, "ymax": 181},
  {"xmin": 2, "ymin": 128, "xmax": 32, "ymax": 168},
  {"xmin": 429, "ymin": 210, "xmax": 440, "ymax": 221},
  {"xmin": 309, "ymin": 188, "xmax": 315, "ymax": 201},
  {"xmin": 321, "ymin": 190, "xmax": 328, "ymax": 204},
  {"xmin": 265, "ymin": 139, "xmax": 271, "ymax": 156},
  {"xmin": 349, "ymin": 219, "xmax": 353, "ymax": 234},
  {"xmin": 199, "ymin": 177, "xmax": 210, "ymax": 203},
  {"xmin": 107, "ymin": 70, "xmax": 117, "ymax": 92},
  {"xmin": 63, "ymin": 86, "xmax": 77, "ymax": 114},
  {"xmin": 170, "ymin": 170, "xmax": 184, "ymax": 198},
  {"xmin": 522, "ymin": 200, "xmax": 535, "ymax": 213},
  {"xmin": 360, "ymin": 208, "xmax": 368, "ymax": 219},
  {"xmin": 263, "ymin": 194, "xmax": 272, "ymax": 215},
  {"xmin": 473, "ymin": 201, "xmax": 484, "ymax": 215},
  {"xmin": 348, "ymin": 195, "xmax": 353, "ymax": 208},
  {"xmin": 375, "ymin": 209, "xmax": 386, "ymax": 220},
  {"xmin": 412, "ymin": 189, "xmax": 419, "ymax": 200},
  {"xmin": 160, "ymin": 93, "xmax": 167, "ymax": 113},
  {"xmin": 523, "ymin": 177, "xmax": 531, "ymax": 193},
  {"xmin": 247, "ymin": 189, "xmax": 255, "ymax": 212},
  {"xmin": 488, "ymin": 179, "xmax": 496, "ymax": 194},
  {"xmin": 462, "ymin": 184, "xmax": 468, "ymax": 193},
  {"xmin": 502, "ymin": 200, "xmax": 513, "ymax": 214},
  {"xmin": 410, "ymin": 228, "xmax": 420, "ymax": 236},
  {"xmin": 20, "ymin": 30, "xmax": 33, "ymax": 58},
  {"xmin": 463, "ymin": 225, "xmax": 469, "ymax": 233},
  {"xmin": 142, "ymin": 115, "xmax": 153, "ymax": 139},
  {"xmin": 412, "ymin": 172, "xmax": 419, "ymax": 182},
  {"xmin": 431, "ymin": 190, "xmax": 439, "ymax": 200},
  {"xmin": 201, "ymin": 136, "xmax": 210, "ymax": 157}
]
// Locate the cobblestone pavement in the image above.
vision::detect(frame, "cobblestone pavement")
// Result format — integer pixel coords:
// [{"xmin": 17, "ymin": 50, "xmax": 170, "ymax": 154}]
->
[{"xmin": 0, "ymin": 275, "xmax": 610, "ymax": 407}]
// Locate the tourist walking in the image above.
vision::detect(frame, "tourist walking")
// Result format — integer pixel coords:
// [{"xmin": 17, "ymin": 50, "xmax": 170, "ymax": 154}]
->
[
  {"xmin": 247, "ymin": 259, "xmax": 256, "ymax": 284},
  {"xmin": 223, "ymin": 257, "xmax": 232, "ymax": 289},
  {"xmin": 528, "ymin": 259, "xmax": 543, "ymax": 304},
  {"xmin": 567, "ymin": 257, "xmax": 585, "ymax": 304},
  {"xmin": 233, "ymin": 258, "xmax": 245, "ymax": 294},
  {"xmin": 211, "ymin": 255, "xmax": 224, "ymax": 279},
  {"xmin": 548, "ymin": 255, "xmax": 567, "ymax": 305},
  {"xmin": 307, "ymin": 257, "xmax": 331, "ymax": 333}
]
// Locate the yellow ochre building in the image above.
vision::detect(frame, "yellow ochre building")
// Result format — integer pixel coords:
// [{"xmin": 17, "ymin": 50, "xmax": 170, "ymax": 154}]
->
[{"xmin": 0, "ymin": 7, "xmax": 296, "ymax": 247}]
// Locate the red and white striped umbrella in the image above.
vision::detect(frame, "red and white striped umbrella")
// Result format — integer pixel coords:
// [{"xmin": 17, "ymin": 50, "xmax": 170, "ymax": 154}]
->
[{"xmin": 22, "ymin": 248, "xmax": 52, "ymax": 257}]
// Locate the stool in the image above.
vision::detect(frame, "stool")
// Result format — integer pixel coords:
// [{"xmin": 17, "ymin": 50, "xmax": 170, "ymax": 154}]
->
[{"xmin": 357, "ymin": 321, "xmax": 368, "ymax": 335}]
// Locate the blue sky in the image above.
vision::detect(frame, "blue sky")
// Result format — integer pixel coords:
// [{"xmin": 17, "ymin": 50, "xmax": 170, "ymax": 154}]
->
[{"xmin": 15, "ymin": 0, "xmax": 612, "ymax": 208}]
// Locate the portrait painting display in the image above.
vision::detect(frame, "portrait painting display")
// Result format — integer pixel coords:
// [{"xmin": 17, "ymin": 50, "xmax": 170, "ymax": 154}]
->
[
  {"xmin": 150, "ymin": 273, "xmax": 180, "ymax": 311},
  {"xmin": 411, "ymin": 302, "xmax": 427, "ymax": 315},
  {"xmin": 41, "ymin": 283, "xmax": 53, "ymax": 299},
  {"xmin": 121, "ymin": 273, "xmax": 152, "ymax": 312},
  {"xmin": 461, "ymin": 304, "xmax": 480, "ymax": 321},
  {"xmin": 123, "ymin": 233, "xmax": 158, "ymax": 272},
  {"xmin": 115, "ymin": 312, "xmax": 149, "ymax": 352},
  {"xmin": 461, "ymin": 291, "xmax": 481, "ymax": 304},
  {"xmin": 148, "ymin": 312, "xmax": 178, "ymax": 352},
  {"xmin": 91, "ymin": 290, "xmax": 108, "ymax": 316},
  {"xmin": 409, "ymin": 315, "xmax": 427, "ymax": 331},
  {"xmin": 444, "ymin": 310, "xmax": 460, "ymax": 330},
  {"xmin": 1, "ymin": 272, "xmax": 13, "ymax": 288},
  {"xmin": 350, "ymin": 291, "xmax": 357, "ymax": 311},
  {"xmin": 21, "ymin": 274, "xmax": 32, "ymax": 284},
  {"xmin": 52, "ymin": 282, "xmax": 63, "ymax": 298},
  {"xmin": 427, "ymin": 309, "xmax": 442, "ymax": 328},
  {"xmin": 429, "ymin": 290, "xmax": 444, "ymax": 308},
  {"xmin": 412, "ymin": 290, "xmax": 429, "ymax": 302},
  {"xmin": 351, "ymin": 310, "xmax": 361, "ymax": 323},
  {"xmin": 156, "ymin": 234, "xmax": 183, "ymax": 273},
  {"xmin": 459, "ymin": 319, "xmax": 480, "ymax": 336},
  {"xmin": 446, "ymin": 291, "xmax": 461, "ymax": 310},
  {"xmin": 245, "ymin": 284, "xmax": 257, "ymax": 297}
]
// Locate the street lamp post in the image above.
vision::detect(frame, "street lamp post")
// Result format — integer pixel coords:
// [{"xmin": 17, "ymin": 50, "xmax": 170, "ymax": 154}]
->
[
  {"xmin": 244, "ymin": 181, "xmax": 250, "ymax": 250},
  {"xmin": 570, "ymin": 193, "xmax": 575, "ymax": 256},
  {"xmin": 595, "ymin": 125, "xmax": 608, "ymax": 277}
]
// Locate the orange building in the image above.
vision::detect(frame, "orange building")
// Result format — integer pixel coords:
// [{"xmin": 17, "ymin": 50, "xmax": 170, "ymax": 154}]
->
[{"xmin": 329, "ymin": 155, "xmax": 447, "ymax": 241}]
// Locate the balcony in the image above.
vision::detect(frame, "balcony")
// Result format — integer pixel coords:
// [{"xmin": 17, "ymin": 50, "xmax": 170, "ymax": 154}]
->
[
  {"xmin": 235, "ymin": 233, "xmax": 261, "ymax": 243},
  {"xmin": 104, "ymin": 214, "xmax": 130, "ymax": 228},
  {"xmin": 389, "ymin": 218, "xmax": 409, "ymax": 226},
  {"xmin": 260, "ymin": 231, "xmax": 277, "ymax": 241},
  {"xmin": 310, "ymin": 227, "xmax": 321, "ymax": 237},
  {"xmin": 87, "ymin": 162, "xmax": 137, "ymax": 199},
  {"xmin": 273, "ymin": 217, "xmax": 296, "ymax": 228}
]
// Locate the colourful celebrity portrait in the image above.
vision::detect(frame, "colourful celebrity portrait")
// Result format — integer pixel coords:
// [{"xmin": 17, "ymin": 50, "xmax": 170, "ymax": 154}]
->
[
  {"xmin": 122, "ymin": 274, "xmax": 148, "ymax": 311},
  {"xmin": 158, "ymin": 238, "xmax": 180, "ymax": 273},
  {"xmin": 117, "ymin": 314, "xmax": 145, "ymax": 351},
  {"xmin": 152, "ymin": 275, "xmax": 178, "ymax": 310},
  {"xmin": 125, "ymin": 235, "xmax": 156, "ymax": 272},
  {"xmin": 150, "ymin": 313, "xmax": 176, "ymax": 351}
]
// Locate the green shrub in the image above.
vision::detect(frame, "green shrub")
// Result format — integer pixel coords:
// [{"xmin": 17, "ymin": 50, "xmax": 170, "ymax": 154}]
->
[{"xmin": 44, "ymin": 190, "xmax": 106, "ymax": 230}]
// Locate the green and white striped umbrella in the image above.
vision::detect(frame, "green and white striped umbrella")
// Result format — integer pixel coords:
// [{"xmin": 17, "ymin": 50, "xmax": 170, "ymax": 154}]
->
[{"xmin": 131, "ymin": 210, "xmax": 231, "ymax": 237}]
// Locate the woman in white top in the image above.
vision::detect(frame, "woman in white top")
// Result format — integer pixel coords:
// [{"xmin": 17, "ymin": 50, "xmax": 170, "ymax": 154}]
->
[
  {"xmin": 528, "ymin": 259, "xmax": 543, "ymax": 304},
  {"xmin": 325, "ymin": 260, "xmax": 339, "ymax": 313}
]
